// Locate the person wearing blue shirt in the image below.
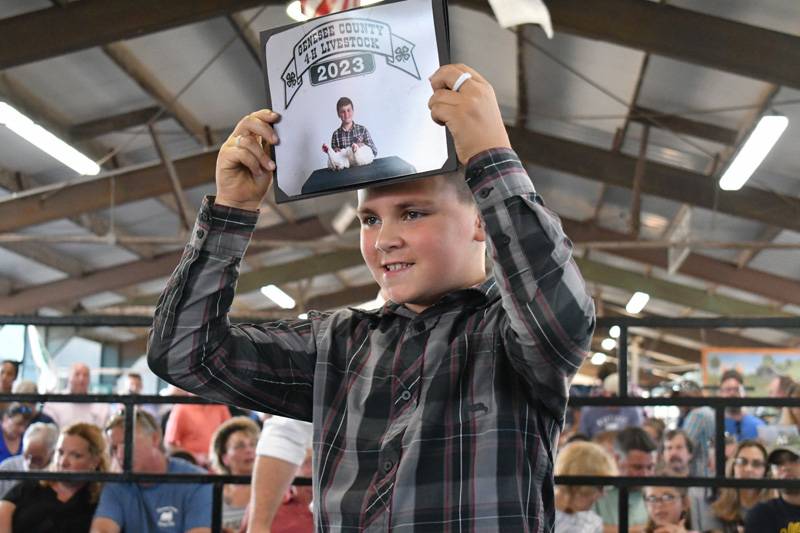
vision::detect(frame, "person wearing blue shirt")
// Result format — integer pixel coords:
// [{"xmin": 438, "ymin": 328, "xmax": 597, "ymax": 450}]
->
[
  {"xmin": 719, "ymin": 369, "xmax": 765, "ymax": 441},
  {"xmin": 91, "ymin": 410, "xmax": 212, "ymax": 533}
]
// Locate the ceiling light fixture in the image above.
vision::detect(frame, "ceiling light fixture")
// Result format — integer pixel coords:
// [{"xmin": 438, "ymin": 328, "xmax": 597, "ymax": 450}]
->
[
  {"xmin": 0, "ymin": 102, "xmax": 100, "ymax": 176},
  {"xmin": 591, "ymin": 352, "xmax": 607, "ymax": 365},
  {"xmin": 719, "ymin": 114, "xmax": 788, "ymax": 191},
  {"xmin": 286, "ymin": 0, "xmax": 382, "ymax": 22},
  {"xmin": 625, "ymin": 291, "xmax": 650, "ymax": 314},
  {"xmin": 286, "ymin": 1, "xmax": 310, "ymax": 21},
  {"xmin": 260, "ymin": 284, "xmax": 296, "ymax": 309},
  {"xmin": 600, "ymin": 338, "xmax": 617, "ymax": 351},
  {"xmin": 609, "ymin": 325, "xmax": 620, "ymax": 339}
]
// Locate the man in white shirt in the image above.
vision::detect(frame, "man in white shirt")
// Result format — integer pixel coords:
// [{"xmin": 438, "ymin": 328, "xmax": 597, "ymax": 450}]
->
[
  {"xmin": 43, "ymin": 363, "xmax": 108, "ymax": 429},
  {"xmin": 247, "ymin": 416, "xmax": 313, "ymax": 533}
]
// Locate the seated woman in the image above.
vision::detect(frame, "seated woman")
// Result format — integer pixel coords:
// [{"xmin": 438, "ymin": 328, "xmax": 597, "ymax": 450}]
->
[
  {"xmin": 0, "ymin": 422, "xmax": 109, "ymax": 532},
  {"xmin": 0, "ymin": 404, "xmax": 32, "ymax": 463},
  {"xmin": 555, "ymin": 440, "xmax": 618, "ymax": 533},
  {"xmin": 696, "ymin": 440, "xmax": 773, "ymax": 532},
  {"xmin": 643, "ymin": 482, "xmax": 698, "ymax": 533},
  {"xmin": 210, "ymin": 416, "xmax": 260, "ymax": 533}
]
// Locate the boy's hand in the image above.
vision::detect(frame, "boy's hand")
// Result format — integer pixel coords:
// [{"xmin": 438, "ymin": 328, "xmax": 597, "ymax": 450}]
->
[
  {"xmin": 428, "ymin": 64, "xmax": 511, "ymax": 164},
  {"xmin": 215, "ymin": 109, "xmax": 279, "ymax": 211}
]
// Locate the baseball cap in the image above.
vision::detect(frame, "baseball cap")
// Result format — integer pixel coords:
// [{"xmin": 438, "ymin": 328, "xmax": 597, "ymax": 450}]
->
[{"xmin": 768, "ymin": 445, "xmax": 800, "ymax": 464}]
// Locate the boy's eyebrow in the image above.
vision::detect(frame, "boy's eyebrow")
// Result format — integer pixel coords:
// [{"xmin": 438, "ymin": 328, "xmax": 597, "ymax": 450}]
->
[{"xmin": 356, "ymin": 198, "xmax": 437, "ymax": 216}]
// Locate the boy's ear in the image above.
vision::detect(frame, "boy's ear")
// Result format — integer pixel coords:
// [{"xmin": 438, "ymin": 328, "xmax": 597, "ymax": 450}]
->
[{"xmin": 473, "ymin": 212, "xmax": 486, "ymax": 242}]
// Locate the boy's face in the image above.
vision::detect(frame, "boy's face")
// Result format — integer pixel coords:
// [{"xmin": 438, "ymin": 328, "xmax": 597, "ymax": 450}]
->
[
  {"xmin": 358, "ymin": 176, "xmax": 486, "ymax": 313},
  {"xmin": 338, "ymin": 104, "xmax": 354, "ymax": 127}
]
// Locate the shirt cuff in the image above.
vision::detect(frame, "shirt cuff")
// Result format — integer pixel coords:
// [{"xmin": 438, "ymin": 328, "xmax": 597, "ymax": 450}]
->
[
  {"xmin": 189, "ymin": 196, "xmax": 259, "ymax": 257},
  {"xmin": 465, "ymin": 148, "xmax": 534, "ymax": 208}
]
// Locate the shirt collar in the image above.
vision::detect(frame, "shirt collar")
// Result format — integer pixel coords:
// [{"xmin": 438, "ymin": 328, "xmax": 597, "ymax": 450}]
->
[{"xmin": 348, "ymin": 277, "xmax": 499, "ymax": 321}]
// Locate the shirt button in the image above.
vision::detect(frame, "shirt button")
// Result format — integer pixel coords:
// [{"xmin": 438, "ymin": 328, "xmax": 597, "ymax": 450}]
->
[
  {"xmin": 499, "ymin": 234, "xmax": 511, "ymax": 245},
  {"xmin": 480, "ymin": 187, "xmax": 492, "ymax": 199},
  {"xmin": 199, "ymin": 212, "xmax": 210, "ymax": 222},
  {"xmin": 474, "ymin": 167, "xmax": 485, "ymax": 178},
  {"xmin": 382, "ymin": 460, "xmax": 394, "ymax": 473},
  {"xmin": 196, "ymin": 229, "xmax": 205, "ymax": 239},
  {"xmin": 400, "ymin": 390, "xmax": 411, "ymax": 401}
]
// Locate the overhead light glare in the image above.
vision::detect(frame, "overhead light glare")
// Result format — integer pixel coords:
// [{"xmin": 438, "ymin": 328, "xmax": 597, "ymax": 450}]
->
[
  {"xmin": 591, "ymin": 352, "xmax": 607, "ymax": 365},
  {"xmin": 625, "ymin": 291, "xmax": 650, "ymax": 314},
  {"xmin": 298, "ymin": 312, "xmax": 309, "ymax": 320},
  {"xmin": 286, "ymin": 0, "xmax": 311, "ymax": 21},
  {"xmin": 609, "ymin": 325, "xmax": 620, "ymax": 339},
  {"xmin": 719, "ymin": 115, "xmax": 788, "ymax": 191},
  {"xmin": 600, "ymin": 338, "xmax": 617, "ymax": 351},
  {"xmin": 0, "ymin": 102, "xmax": 100, "ymax": 175},
  {"xmin": 260, "ymin": 284, "xmax": 296, "ymax": 309}
]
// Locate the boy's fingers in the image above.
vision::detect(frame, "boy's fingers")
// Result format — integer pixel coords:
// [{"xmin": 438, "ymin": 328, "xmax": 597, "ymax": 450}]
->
[
  {"xmin": 233, "ymin": 135, "xmax": 275, "ymax": 171},
  {"xmin": 229, "ymin": 147, "xmax": 267, "ymax": 178},
  {"xmin": 429, "ymin": 102, "xmax": 456, "ymax": 126},
  {"xmin": 429, "ymin": 64, "xmax": 487, "ymax": 92},
  {"xmin": 232, "ymin": 110, "xmax": 280, "ymax": 143},
  {"xmin": 427, "ymin": 88, "xmax": 460, "ymax": 109}
]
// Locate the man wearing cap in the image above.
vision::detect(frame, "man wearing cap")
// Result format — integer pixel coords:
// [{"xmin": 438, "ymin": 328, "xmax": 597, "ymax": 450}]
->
[
  {"xmin": 579, "ymin": 373, "xmax": 644, "ymax": 438},
  {"xmin": 744, "ymin": 444, "xmax": 800, "ymax": 532}
]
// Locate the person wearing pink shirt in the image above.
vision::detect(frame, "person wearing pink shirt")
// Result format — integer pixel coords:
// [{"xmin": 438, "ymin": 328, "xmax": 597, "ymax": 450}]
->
[{"xmin": 164, "ymin": 399, "xmax": 231, "ymax": 467}]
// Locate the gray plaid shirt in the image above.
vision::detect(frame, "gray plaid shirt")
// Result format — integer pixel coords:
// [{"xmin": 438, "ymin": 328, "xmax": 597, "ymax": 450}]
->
[{"xmin": 148, "ymin": 148, "xmax": 595, "ymax": 532}]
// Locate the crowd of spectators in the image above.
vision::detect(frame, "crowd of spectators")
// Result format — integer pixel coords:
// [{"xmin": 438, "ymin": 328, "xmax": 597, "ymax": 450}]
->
[
  {"xmin": 0, "ymin": 357, "xmax": 798, "ymax": 532},
  {"xmin": 556, "ymin": 367, "xmax": 800, "ymax": 533},
  {"xmin": 0, "ymin": 360, "xmax": 314, "ymax": 532}
]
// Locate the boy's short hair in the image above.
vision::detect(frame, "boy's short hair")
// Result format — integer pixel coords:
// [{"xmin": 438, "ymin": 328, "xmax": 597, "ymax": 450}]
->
[
  {"xmin": 336, "ymin": 97, "xmax": 353, "ymax": 112},
  {"xmin": 442, "ymin": 172, "xmax": 476, "ymax": 206}
]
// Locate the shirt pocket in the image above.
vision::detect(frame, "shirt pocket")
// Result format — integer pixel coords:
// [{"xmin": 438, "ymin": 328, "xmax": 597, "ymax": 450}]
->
[{"xmin": 455, "ymin": 332, "xmax": 497, "ymax": 423}]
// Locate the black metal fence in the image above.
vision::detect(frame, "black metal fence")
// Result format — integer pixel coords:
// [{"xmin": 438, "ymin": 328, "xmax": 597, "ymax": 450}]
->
[{"xmin": 1, "ymin": 314, "xmax": 799, "ymax": 532}]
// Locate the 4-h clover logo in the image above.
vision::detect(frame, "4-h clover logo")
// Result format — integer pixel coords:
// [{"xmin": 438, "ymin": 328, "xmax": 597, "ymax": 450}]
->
[
  {"xmin": 394, "ymin": 45, "xmax": 411, "ymax": 62},
  {"xmin": 285, "ymin": 71, "xmax": 298, "ymax": 87}
]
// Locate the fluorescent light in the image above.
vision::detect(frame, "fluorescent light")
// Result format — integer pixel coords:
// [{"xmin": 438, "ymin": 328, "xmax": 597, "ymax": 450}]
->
[
  {"xmin": 0, "ymin": 102, "xmax": 100, "ymax": 175},
  {"xmin": 600, "ymin": 338, "xmax": 617, "ymax": 351},
  {"xmin": 626, "ymin": 291, "xmax": 650, "ymax": 314},
  {"xmin": 286, "ymin": 0, "xmax": 310, "ymax": 21},
  {"xmin": 260, "ymin": 284, "xmax": 296, "ymax": 309},
  {"xmin": 298, "ymin": 312, "xmax": 309, "ymax": 320},
  {"xmin": 719, "ymin": 115, "xmax": 788, "ymax": 191},
  {"xmin": 609, "ymin": 325, "xmax": 620, "ymax": 339},
  {"xmin": 591, "ymin": 352, "xmax": 607, "ymax": 365}
]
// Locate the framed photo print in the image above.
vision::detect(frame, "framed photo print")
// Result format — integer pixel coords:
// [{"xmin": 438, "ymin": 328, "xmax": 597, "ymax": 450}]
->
[{"xmin": 260, "ymin": 0, "xmax": 456, "ymax": 202}]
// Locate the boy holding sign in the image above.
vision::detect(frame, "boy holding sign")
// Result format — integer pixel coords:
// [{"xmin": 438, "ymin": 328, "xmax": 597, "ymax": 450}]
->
[{"xmin": 149, "ymin": 64, "xmax": 594, "ymax": 531}]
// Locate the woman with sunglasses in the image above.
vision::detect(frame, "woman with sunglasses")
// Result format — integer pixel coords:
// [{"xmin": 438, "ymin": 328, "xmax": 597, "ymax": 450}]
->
[
  {"xmin": 0, "ymin": 404, "xmax": 32, "ymax": 464},
  {"xmin": 704, "ymin": 440, "xmax": 773, "ymax": 533}
]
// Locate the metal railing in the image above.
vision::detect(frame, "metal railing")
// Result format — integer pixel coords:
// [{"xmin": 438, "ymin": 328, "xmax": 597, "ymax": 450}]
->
[{"xmin": 1, "ymin": 314, "xmax": 799, "ymax": 532}]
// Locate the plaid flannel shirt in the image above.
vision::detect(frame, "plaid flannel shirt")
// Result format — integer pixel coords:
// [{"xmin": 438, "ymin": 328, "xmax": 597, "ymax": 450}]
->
[
  {"xmin": 148, "ymin": 148, "xmax": 595, "ymax": 532},
  {"xmin": 331, "ymin": 122, "xmax": 378, "ymax": 156}
]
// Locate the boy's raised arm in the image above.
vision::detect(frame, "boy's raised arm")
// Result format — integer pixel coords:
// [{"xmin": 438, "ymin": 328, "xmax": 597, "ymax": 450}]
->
[
  {"xmin": 147, "ymin": 111, "xmax": 316, "ymax": 421},
  {"xmin": 429, "ymin": 65, "xmax": 595, "ymax": 421}
]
